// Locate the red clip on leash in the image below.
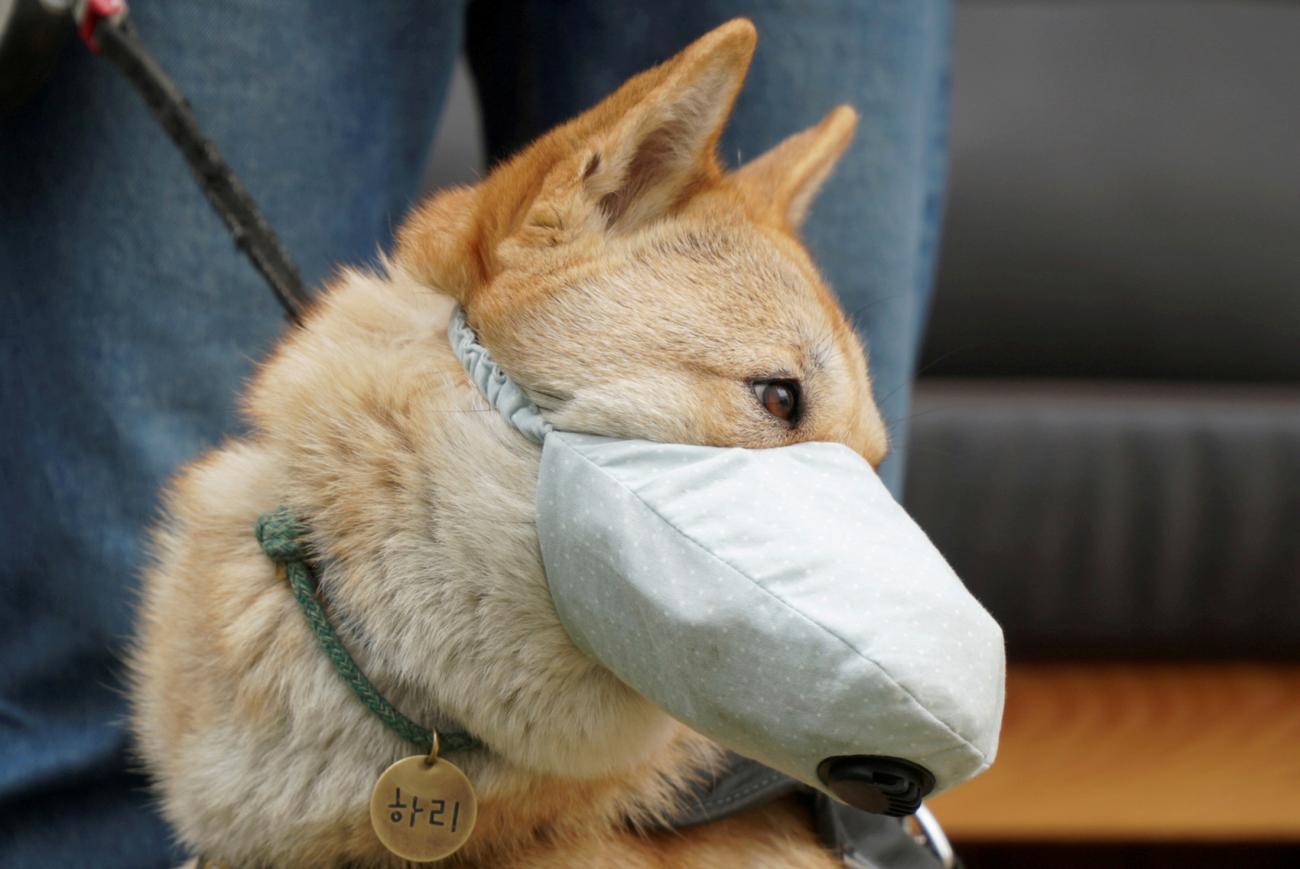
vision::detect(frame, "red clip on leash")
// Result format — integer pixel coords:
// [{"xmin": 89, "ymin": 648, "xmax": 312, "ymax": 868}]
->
[
  {"xmin": 78, "ymin": 0, "xmax": 124, "ymax": 53},
  {"xmin": 76, "ymin": 0, "xmax": 311, "ymax": 324}
]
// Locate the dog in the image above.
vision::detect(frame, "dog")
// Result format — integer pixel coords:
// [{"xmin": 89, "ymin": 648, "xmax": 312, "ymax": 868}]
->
[{"xmin": 131, "ymin": 19, "xmax": 889, "ymax": 866}]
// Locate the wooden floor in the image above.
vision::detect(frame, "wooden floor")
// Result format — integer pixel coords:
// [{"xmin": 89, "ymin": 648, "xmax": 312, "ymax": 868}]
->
[{"xmin": 927, "ymin": 664, "xmax": 1300, "ymax": 842}]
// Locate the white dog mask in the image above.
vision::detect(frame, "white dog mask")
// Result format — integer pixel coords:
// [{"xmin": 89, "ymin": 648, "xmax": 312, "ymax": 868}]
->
[{"xmin": 451, "ymin": 308, "xmax": 1006, "ymax": 814}]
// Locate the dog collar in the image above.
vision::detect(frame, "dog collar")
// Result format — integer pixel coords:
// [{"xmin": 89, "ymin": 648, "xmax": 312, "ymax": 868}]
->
[
  {"xmin": 249, "ymin": 307, "xmax": 537, "ymax": 757},
  {"xmin": 254, "ymin": 508, "xmax": 481, "ymax": 756}
]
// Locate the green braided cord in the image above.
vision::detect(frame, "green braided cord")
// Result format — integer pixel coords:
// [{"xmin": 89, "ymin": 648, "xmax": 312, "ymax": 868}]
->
[{"xmin": 255, "ymin": 508, "xmax": 481, "ymax": 755}]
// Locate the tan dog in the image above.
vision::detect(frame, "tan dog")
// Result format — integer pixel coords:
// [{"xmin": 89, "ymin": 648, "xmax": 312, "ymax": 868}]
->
[{"xmin": 131, "ymin": 19, "xmax": 889, "ymax": 867}]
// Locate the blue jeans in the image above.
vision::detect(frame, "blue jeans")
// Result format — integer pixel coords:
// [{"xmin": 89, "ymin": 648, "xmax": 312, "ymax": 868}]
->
[{"xmin": 0, "ymin": 2, "xmax": 950, "ymax": 865}]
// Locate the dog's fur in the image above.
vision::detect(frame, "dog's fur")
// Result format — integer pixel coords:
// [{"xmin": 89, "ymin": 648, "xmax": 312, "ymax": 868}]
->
[{"xmin": 131, "ymin": 20, "xmax": 888, "ymax": 867}]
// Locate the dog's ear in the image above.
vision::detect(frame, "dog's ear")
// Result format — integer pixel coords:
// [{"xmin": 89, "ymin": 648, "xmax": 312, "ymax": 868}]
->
[
  {"xmin": 395, "ymin": 19, "xmax": 756, "ymax": 301},
  {"xmin": 394, "ymin": 185, "xmax": 482, "ymax": 301},
  {"xmin": 573, "ymin": 18, "xmax": 757, "ymax": 231},
  {"xmin": 732, "ymin": 105, "xmax": 858, "ymax": 229}
]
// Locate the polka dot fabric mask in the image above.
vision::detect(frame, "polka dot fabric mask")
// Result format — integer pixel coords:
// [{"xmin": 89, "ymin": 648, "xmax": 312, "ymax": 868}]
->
[{"xmin": 451, "ymin": 308, "xmax": 1006, "ymax": 810}]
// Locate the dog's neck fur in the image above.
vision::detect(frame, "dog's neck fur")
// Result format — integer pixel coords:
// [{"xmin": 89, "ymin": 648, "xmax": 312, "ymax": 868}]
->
[{"xmin": 134, "ymin": 268, "xmax": 727, "ymax": 866}]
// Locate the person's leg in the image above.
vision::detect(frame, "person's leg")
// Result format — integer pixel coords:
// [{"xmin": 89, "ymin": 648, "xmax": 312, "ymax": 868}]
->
[
  {"xmin": 468, "ymin": 0, "xmax": 952, "ymax": 493},
  {"xmin": 0, "ymin": 3, "xmax": 462, "ymax": 865}
]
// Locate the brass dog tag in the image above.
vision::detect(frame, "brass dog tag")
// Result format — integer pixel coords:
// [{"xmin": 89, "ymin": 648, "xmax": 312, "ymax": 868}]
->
[{"xmin": 369, "ymin": 753, "xmax": 478, "ymax": 863}]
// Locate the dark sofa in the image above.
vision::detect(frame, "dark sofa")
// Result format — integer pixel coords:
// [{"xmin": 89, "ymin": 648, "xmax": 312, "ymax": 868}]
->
[{"xmin": 904, "ymin": 0, "xmax": 1300, "ymax": 661}]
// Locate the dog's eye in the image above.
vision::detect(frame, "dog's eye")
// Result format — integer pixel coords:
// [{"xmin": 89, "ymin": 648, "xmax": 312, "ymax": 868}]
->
[{"xmin": 752, "ymin": 380, "xmax": 801, "ymax": 424}]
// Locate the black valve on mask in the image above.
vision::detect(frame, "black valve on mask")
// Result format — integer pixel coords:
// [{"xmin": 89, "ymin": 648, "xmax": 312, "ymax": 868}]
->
[{"xmin": 817, "ymin": 755, "xmax": 936, "ymax": 817}]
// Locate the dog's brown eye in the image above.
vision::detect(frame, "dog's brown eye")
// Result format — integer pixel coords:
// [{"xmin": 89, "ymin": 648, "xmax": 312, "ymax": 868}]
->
[{"xmin": 752, "ymin": 380, "xmax": 801, "ymax": 424}]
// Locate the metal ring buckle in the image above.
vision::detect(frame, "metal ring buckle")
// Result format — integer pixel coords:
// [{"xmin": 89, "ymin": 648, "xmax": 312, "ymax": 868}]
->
[
  {"xmin": 907, "ymin": 803, "xmax": 956, "ymax": 869},
  {"xmin": 424, "ymin": 729, "xmax": 442, "ymax": 766}
]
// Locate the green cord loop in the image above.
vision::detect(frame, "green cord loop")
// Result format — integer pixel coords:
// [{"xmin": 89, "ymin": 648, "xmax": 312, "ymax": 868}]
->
[
  {"xmin": 255, "ymin": 508, "xmax": 481, "ymax": 756},
  {"xmin": 253, "ymin": 509, "xmax": 308, "ymax": 562}
]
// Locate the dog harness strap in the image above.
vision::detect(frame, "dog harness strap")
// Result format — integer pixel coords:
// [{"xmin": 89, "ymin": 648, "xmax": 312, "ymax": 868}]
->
[
  {"xmin": 254, "ymin": 508, "xmax": 481, "ymax": 755},
  {"xmin": 662, "ymin": 754, "xmax": 804, "ymax": 829},
  {"xmin": 657, "ymin": 753, "xmax": 950, "ymax": 868}
]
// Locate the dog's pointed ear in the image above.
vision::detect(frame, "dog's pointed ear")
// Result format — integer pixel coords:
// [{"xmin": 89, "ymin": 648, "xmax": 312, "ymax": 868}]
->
[
  {"xmin": 395, "ymin": 20, "xmax": 756, "ymax": 302},
  {"xmin": 732, "ymin": 105, "xmax": 858, "ymax": 228},
  {"xmin": 576, "ymin": 18, "xmax": 757, "ymax": 231}
]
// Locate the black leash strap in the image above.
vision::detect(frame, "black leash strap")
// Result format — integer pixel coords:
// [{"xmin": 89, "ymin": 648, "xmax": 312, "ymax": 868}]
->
[{"xmin": 79, "ymin": 0, "xmax": 310, "ymax": 324}]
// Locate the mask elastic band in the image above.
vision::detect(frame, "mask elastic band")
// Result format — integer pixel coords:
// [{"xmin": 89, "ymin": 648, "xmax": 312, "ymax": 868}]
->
[{"xmin": 448, "ymin": 306, "xmax": 553, "ymax": 444}]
